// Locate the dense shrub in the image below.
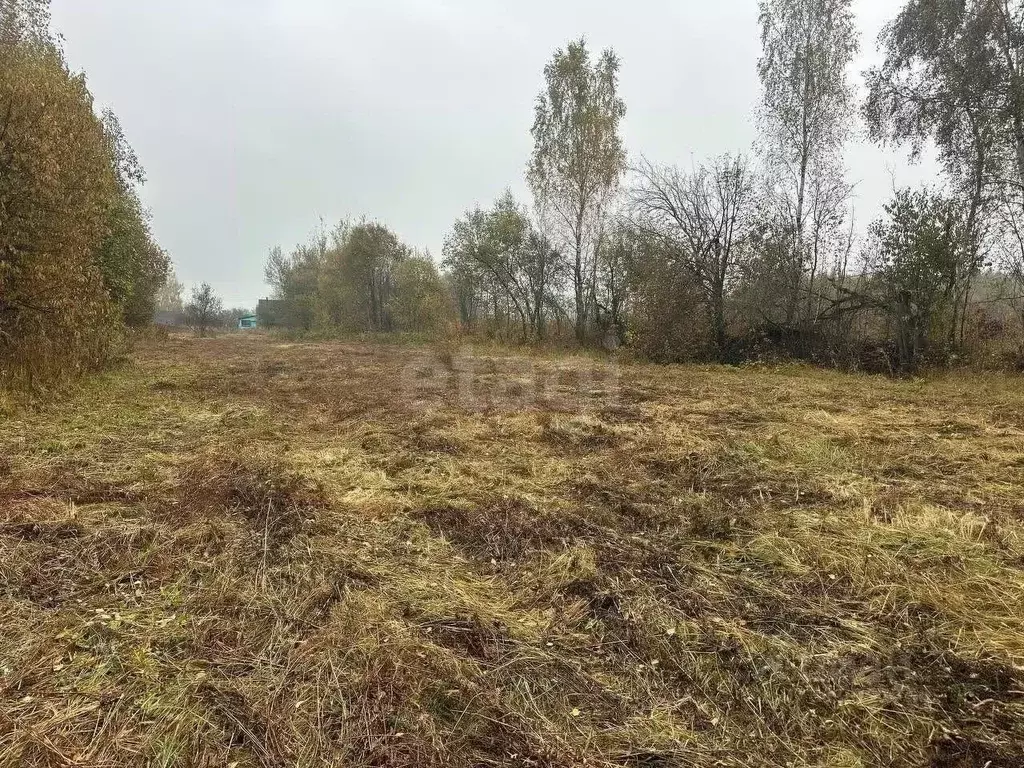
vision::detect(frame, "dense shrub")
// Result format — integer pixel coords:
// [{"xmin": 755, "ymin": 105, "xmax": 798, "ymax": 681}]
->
[{"xmin": 0, "ymin": 1, "xmax": 167, "ymax": 391}]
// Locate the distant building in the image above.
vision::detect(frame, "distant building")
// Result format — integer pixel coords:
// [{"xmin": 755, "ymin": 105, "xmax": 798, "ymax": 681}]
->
[{"xmin": 238, "ymin": 314, "xmax": 258, "ymax": 330}]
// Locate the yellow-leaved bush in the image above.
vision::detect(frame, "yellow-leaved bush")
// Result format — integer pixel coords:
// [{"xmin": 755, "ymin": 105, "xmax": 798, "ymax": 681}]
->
[{"xmin": 0, "ymin": 4, "xmax": 164, "ymax": 392}]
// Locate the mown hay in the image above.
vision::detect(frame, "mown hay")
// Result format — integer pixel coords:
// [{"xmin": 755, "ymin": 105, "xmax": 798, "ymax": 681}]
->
[{"xmin": 0, "ymin": 334, "xmax": 1022, "ymax": 767}]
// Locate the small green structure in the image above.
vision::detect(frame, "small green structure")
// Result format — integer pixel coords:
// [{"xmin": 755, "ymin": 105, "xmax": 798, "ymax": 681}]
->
[{"xmin": 238, "ymin": 314, "xmax": 258, "ymax": 330}]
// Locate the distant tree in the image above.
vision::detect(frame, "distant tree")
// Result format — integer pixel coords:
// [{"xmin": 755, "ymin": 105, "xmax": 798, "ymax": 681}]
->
[
  {"xmin": 521, "ymin": 228, "xmax": 564, "ymax": 341},
  {"xmin": 596, "ymin": 224, "xmax": 634, "ymax": 346},
  {"xmin": 391, "ymin": 255, "xmax": 452, "ymax": 333},
  {"xmin": 481, "ymin": 192, "xmax": 557, "ymax": 340},
  {"xmin": 632, "ymin": 154, "xmax": 757, "ymax": 357},
  {"xmin": 185, "ymin": 283, "xmax": 223, "ymax": 338},
  {"xmin": 264, "ymin": 227, "xmax": 329, "ymax": 331},
  {"xmin": 316, "ymin": 221, "xmax": 407, "ymax": 332},
  {"xmin": 442, "ymin": 208, "xmax": 490, "ymax": 331},
  {"xmin": 443, "ymin": 193, "xmax": 564, "ymax": 341},
  {"xmin": 264, "ymin": 245, "xmax": 289, "ymax": 294},
  {"xmin": 156, "ymin": 269, "xmax": 185, "ymax": 314},
  {"xmin": 757, "ymin": 0, "xmax": 858, "ymax": 327},
  {"xmin": 864, "ymin": 0, "xmax": 1013, "ymax": 308},
  {"xmin": 529, "ymin": 38, "xmax": 626, "ymax": 342},
  {"xmin": 862, "ymin": 188, "xmax": 980, "ymax": 370}
]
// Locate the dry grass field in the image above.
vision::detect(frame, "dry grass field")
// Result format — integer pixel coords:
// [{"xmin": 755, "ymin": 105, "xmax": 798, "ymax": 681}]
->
[{"xmin": 2, "ymin": 334, "xmax": 1024, "ymax": 768}]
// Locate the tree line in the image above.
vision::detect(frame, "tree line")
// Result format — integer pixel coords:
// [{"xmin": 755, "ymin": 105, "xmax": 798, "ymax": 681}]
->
[
  {"xmin": 0, "ymin": 0, "xmax": 169, "ymax": 390},
  {"xmin": 265, "ymin": 0, "xmax": 1024, "ymax": 372},
  {"xmin": 263, "ymin": 219, "xmax": 451, "ymax": 335}
]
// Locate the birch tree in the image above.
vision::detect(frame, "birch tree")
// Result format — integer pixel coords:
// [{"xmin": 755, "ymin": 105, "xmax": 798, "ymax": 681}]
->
[
  {"xmin": 757, "ymin": 0, "xmax": 858, "ymax": 328},
  {"xmin": 865, "ymin": 0, "xmax": 1023, "ymax": 314},
  {"xmin": 529, "ymin": 38, "xmax": 626, "ymax": 342}
]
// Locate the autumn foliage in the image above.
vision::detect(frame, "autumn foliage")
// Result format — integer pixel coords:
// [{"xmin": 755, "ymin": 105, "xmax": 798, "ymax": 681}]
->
[{"xmin": 0, "ymin": 0, "xmax": 167, "ymax": 392}]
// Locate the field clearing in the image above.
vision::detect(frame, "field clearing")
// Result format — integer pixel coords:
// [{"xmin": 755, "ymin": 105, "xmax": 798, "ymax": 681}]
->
[{"xmin": 2, "ymin": 334, "xmax": 1024, "ymax": 768}]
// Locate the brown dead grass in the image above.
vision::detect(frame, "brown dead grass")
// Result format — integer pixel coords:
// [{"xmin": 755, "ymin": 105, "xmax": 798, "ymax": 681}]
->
[{"xmin": 1, "ymin": 333, "xmax": 1023, "ymax": 767}]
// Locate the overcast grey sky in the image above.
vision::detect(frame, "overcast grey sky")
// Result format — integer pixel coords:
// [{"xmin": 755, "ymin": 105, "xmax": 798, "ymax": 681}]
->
[{"xmin": 50, "ymin": 0, "xmax": 937, "ymax": 307}]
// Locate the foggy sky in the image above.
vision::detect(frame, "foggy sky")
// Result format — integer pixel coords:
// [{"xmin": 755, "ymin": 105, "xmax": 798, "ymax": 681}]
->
[{"xmin": 50, "ymin": 0, "xmax": 938, "ymax": 307}]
